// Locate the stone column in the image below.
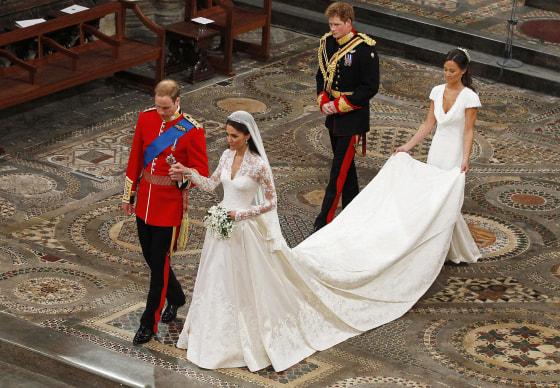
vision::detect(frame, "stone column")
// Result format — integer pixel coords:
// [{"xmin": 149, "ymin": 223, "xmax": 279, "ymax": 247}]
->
[
  {"xmin": 124, "ymin": 0, "xmax": 157, "ymax": 40},
  {"xmin": 154, "ymin": 0, "xmax": 183, "ymax": 26}
]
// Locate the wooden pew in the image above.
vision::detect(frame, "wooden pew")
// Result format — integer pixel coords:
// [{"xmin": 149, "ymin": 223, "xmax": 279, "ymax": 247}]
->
[
  {"xmin": 184, "ymin": 0, "xmax": 271, "ymax": 76},
  {"xmin": 0, "ymin": 0, "xmax": 165, "ymax": 110}
]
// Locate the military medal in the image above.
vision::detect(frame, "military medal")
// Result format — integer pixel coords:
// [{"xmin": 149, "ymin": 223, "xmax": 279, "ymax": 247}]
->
[
  {"xmin": 344, "ymin": 52, "xmax": 353, "ymax": 66},
  {"xmin": 166, "ymin": 138, "xmax": 178, "ymax": 166}
]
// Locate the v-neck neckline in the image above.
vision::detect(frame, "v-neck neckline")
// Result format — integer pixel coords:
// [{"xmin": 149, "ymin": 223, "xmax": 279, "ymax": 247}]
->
[
  {"xmin": 442, "ymin": 86, "xmax": 465, "ymax": 115},
  {"xmin": 230, "ymin": 150, "xmax": 245, "ymax": 181}
]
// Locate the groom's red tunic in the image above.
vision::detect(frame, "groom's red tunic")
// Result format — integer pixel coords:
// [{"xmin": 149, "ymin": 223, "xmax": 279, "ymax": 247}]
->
[{"xmin": 123, "ymin": 109, "xmax": 209, "ymax": 226}]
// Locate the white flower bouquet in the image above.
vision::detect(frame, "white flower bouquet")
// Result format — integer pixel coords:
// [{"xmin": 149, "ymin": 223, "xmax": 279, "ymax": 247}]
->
[{"xmin": 204, "ymin": 205, "xmax": 235, "ymax": 240}]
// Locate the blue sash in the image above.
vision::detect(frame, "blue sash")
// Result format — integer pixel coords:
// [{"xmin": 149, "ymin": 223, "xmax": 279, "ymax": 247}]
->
[{"xmin": 143, "ymin": 118, "xmax": 195, "ymax": 169}]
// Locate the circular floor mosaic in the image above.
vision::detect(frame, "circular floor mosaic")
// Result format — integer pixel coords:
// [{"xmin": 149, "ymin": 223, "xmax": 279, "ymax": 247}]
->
[
  {"xmin": 0, "ymin": 173, "xmax": 56, "ymax": 196},
  {"xmin": 471, "ymin": 179, "xmax": 559, "ymax": 248},
  {"xmin": 0, "ymin": 267, "xmax": 107, "ymax": 313},
  {"xmin": 464, "ymin": 213, "xmax": 530, "ymax": 262},
  {"xmin": 457, "ymin": 320, "xmax": 560, "ymax": 375},
  {"xmin": 0, "ymin": 246, "xmax": 28, "ymax": 265},
  {"xmin": 477, "ymin": 89, "xmax": 545, "ymax": 124},
  {"xmin": 498, "ymin": 187, "xmax": 560, "ymax": 212},
  {"xmin": 381, "ymin": 70, "xmax": 438, "ymax": 102},
  {"xmin": 326, "ymin": 376, "xmax": 429, "ymax": 387},
  {"xmin": 0, "ymin": 197, "xmax": 16, "ymax": 222},
  {"xmin": 67, "ymin": 201, "xmax": 145, "ymax": 268},
  {"xmin": 14, "ymin": 277, "xmax": 86, "ymax": 305},
  {"xmin": 216, "ymin": 97, "xmax": 268, "ymax": 114},
  {"xmin": 423, "ymin": 317, "xmax": 560, "ymax": 387}
]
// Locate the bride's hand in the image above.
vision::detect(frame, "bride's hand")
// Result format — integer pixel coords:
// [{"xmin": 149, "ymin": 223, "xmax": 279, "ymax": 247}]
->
[
  {"xmin": 169, "ymin": 162, "xmax": 190, "ymax": 181},
  {"xmin": 228, "ymin": 210, "xmax": 237, "ymax": 221}
]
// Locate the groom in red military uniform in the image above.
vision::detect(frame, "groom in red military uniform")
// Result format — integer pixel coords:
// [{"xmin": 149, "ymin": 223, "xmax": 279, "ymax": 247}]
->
[
  {"xmin": 123, "ymin": 79, "xmax": 209, "ymax": 345},
  {"xmin": 314, "ymin": 2, "xmax": 379, "ymax": 232}
]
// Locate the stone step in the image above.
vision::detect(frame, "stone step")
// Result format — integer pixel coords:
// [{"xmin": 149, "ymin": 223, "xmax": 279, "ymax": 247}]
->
[
  {"xmin": 241, "ymin": 0, "xmax": 560, "ymax": 96},
  {"xmin": 0, "ymin": 312, "xmax": 211, "ymax": 388},
  {"xmin": 0, "ymin": 314, "xmax": 132, "ymax": 387},
  {"xmin": 268, "ymin": 0, "xmax": 559, "ymax": 72},
  {"xmin": 0, "ymin": 359, "xmax": 75, "ymax": 388}
]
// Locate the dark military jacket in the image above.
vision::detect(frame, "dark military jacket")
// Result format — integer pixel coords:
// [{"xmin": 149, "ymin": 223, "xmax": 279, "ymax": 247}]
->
[{"xmin": 316, "ymin": 29, "xmax": 379, "ymax": 136}]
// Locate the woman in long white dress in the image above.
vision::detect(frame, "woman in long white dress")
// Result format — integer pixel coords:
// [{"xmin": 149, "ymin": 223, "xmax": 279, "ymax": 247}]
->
[
  {"xmin": 395, "ymin": 47, "xmax": 481, "ymax": 263},
  {"xmin": 168, "ymin": 103, "xmax": 472, "ymax": 372}
]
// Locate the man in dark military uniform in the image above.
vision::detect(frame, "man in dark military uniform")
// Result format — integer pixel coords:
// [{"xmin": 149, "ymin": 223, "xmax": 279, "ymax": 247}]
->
[
  {"xmin": 123, "ymin": 79, "xmax": 209, "ymax": 345},
  {"xmin": 314, "ymin": 1, "xmax": 379, "ymax": 232}
]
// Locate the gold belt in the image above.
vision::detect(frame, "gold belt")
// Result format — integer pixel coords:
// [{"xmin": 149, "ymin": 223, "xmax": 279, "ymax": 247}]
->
[
  {"xmin": 329, "ymin": 90, "xmax": 353, "ymax": 99},
  {"xmin": 142, "ymin": 169, "xmax": 175, "ymax": 186}
]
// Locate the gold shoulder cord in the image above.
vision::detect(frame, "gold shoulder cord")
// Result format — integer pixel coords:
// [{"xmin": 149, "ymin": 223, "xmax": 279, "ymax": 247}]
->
[
  {"xmin": 357, "ymin": 33, "xmax": 377, "ymax": 46},
  {"xmin": 318, "ymin": 32, "xmax": 333, "ymax": 92},
  {"xmin": 319, "ymin": 34, "xmax": 367, "ymax": 95},
  {"xmin": 182, "ymin": 112, "xmax": 202, "ymax": 129}
]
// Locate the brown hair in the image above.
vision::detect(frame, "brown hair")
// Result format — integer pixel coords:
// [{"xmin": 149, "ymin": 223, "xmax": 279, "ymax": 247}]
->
[
  {"xmin": 325, "ymin": 2, "xmax": 354, "ymax": 22},
  {"xmin": 445, "ymin": 49, "xmax": 475, "ymax": 91},
  {"xmin": 226, "ymin": 119, "xmax": 260, "ymax": 155},
  {"xmin": 154, "ymin": 79, "xmax": 180, "ymax": 101}
]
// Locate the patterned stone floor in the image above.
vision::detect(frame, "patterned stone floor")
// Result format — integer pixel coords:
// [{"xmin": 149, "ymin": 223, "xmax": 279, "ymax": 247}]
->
[
  {"xmin": 356, "ymin": 0, "xmax": 560, "ymax": 56},
  {"xmin": 0, "ymin": 24, "xmax": 560, "ymax": 387}
]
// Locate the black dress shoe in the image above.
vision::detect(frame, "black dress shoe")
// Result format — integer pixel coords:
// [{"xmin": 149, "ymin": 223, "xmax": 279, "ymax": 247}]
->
[
  {"xmin": 161, "ymin": 304, "xmax": 181, "ymax": 323},
  {"xmin": 133, "ymin": 325, "xmax": 153, "ymax": 345}
]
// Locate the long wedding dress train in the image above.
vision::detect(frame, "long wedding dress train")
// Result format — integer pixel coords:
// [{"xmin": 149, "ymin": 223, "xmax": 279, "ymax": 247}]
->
[{"xmin": 177, "ymin": 152, "xmax": 468, "ymax": 372}]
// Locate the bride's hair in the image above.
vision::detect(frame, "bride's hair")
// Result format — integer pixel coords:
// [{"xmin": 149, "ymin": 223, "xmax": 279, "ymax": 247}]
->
[
  {"xmin": 226, "ymin": 119, "xmax": 260, "ymax": 155},
  {"xmin": 445, "ymin": 48, "xmax": 475, "ymax": 91}
]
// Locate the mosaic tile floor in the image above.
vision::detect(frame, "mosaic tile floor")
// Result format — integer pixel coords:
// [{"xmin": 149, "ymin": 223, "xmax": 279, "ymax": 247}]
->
[
  {"xmin": 0, "ymin": 25, "xmax": 559, "ymax": 387},
  {"xmin": 356, "ymin": 0, "xmax": 560, "ymax": 55}
]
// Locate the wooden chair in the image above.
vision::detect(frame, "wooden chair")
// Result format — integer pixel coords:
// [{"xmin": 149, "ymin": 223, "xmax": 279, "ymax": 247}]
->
[{"xmin": 185, "ymin": 0, "xmax": 271, "ymax": 76}]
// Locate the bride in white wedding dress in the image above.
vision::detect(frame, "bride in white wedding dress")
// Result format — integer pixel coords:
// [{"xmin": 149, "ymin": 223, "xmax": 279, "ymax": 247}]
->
[{"xmin": 169, "ymin": 48, "xmax": 480, "ymax": 372}]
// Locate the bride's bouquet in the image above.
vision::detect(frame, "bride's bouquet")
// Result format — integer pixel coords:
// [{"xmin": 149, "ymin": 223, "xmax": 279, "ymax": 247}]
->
[{"xmin": 204, "ymin": 205, "xmax": 235, "ymax": 240}]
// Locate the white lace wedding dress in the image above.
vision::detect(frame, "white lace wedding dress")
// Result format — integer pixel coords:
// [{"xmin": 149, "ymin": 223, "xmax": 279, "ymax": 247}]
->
[
  {"xmin": 177, "ymin": 146, "xmax": 470, "ymax": 372},
  {"xmin": 427, "ymin": 84, "xmax": 481, "ymax": 263}
]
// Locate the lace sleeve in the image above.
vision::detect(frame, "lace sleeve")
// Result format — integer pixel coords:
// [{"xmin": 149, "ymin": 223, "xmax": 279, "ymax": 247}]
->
[
  {"xmin": 234, "ymin": 156, "xmax": 277, "ymax": 221},
  {"xmin": 186, "ymin": 151, "xmax": 226, "ymax": 192}
]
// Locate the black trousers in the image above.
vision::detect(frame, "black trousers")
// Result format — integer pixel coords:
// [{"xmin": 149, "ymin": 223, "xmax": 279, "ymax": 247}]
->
[
  {"xmin": 136, "ymin": 217, "xmax": 186, "ymax": 332},
  {"xmin": 314, "ymin": 132, "xmax": 359, "ymax": 230}
]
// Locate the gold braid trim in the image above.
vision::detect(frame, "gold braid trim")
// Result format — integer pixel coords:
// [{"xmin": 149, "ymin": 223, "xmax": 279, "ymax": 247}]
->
[
  {"xmin": 122, "ymin": 177, "xmax": 134, "ymax": 203},
  {"xmin": 169, "ymin": 226, "xmax": 178, "ymax": 258},
  {"xmin": 317, "ymin": 32, "xmax": 332, "ymax": 83},
  {"xmin": 182, "ymin": 112, "xmax": 202, "ymax": 129},
  {"xmin": 337, "ymin": 96, "xmax": 355, "ymax": 113},
  {"xmin": 337, "ymin": 31, "xmax": 355, "ymax": 45},
  {"xmin": 357, "ymin": 33, "xmax": 376, "ymax": 46},
  {"xmin": 319, "ymin": 35, "xmax": 367, "ymax": 95},
  {"xmin": 177, "ymin": 213, "xmax": 189, "ymax": 250}
]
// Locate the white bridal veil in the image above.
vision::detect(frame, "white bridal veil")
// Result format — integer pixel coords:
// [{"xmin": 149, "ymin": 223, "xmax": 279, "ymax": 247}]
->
[{"xmin": 227, "ymin": 111, "xmax": 286, "ymax": 251}]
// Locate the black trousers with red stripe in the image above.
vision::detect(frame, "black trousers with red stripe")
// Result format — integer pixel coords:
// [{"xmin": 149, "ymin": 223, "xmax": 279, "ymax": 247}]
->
[
  {"xmin": 136, "ymin": 217, "xmax": 186, "ymax": 333},
  {"xmin": 314, "ymin": 132, "xmax": 359, "ymax": 231}
]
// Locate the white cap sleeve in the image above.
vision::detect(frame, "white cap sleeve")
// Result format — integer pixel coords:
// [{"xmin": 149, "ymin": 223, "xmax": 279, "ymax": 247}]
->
[
  {"xmin": 429, "ymin": 84, "xmax": 444, "ymax": 101},
  {"xmin": 464, "ymin": 88, "xmax": 482, "ymax": 109}
]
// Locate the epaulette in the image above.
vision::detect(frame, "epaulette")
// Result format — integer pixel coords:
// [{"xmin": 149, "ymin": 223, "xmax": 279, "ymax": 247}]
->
[
  {"xmin": 320, "ymin": 32, "xmax": 332, "ymax": 41},
  {"xmin": 143, "ymin": 107, "xmax": 157, "ymax": 112},
  {"xmin": 357, "ymin": 33, "xmax": 376, "ymax": 46},
  {"xmin": 182, "ymin": 112, "xmax": 202, "ymax": 129}
]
